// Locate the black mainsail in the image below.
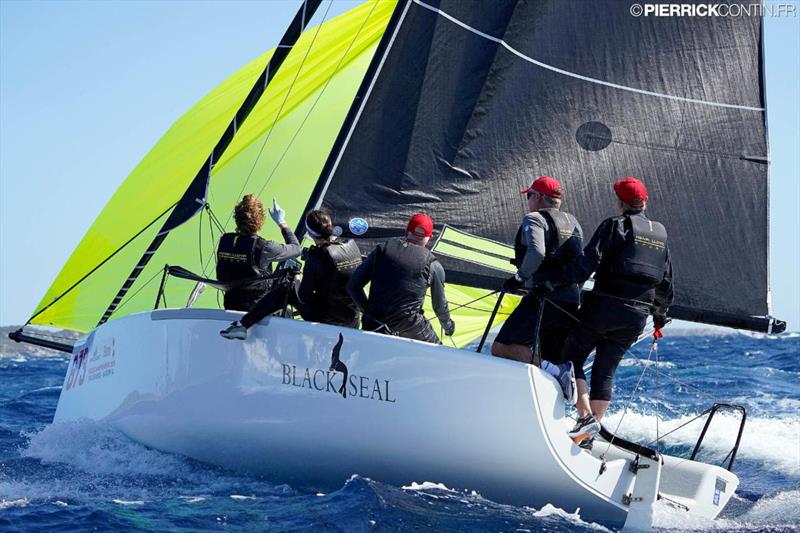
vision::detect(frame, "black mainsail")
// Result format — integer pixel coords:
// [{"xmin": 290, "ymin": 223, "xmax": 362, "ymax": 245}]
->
[{"xmin": 310, "ymin": 0, "xmax": 781, "ymax": 332}]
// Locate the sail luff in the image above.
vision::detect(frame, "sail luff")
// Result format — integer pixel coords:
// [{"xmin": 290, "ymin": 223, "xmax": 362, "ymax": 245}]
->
[
  {"xmin": 97, "ymin": 0, "xmax": 325, "ymax": 327},
  {"xmin": 294, "ymin": 0, "xmax": 412, "ymax": 240}
]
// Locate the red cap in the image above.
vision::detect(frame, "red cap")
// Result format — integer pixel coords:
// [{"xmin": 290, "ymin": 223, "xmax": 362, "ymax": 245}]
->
[
  {"xmin": 520, "ymin": 176, "xmax": 563, "ymax": 199},
  {"xmin": 407, "ymin": 213, "xmax": 433, "ymax": 238},
  {"xmin": 613, "ymin": 177, "xmax": 648, "ymax": 207}
]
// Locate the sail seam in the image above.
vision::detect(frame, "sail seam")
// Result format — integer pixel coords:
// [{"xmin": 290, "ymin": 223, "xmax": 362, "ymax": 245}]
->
[{"xmin": 412, "ymin": 0, "xmax": 765, "ymax": 112}]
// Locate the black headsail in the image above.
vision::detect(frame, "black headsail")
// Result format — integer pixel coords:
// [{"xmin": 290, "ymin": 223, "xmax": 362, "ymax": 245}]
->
[
  {"xmin": 96, "ymin": 0, "xmax": 324, "ymax": 327},
  {"xmin": 305, "ymin": 0, "xmax": 783, "ymax": 333}
]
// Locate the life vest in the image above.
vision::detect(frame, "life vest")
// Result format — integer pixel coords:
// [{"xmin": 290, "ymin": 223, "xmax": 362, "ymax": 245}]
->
[
  {"xmin": 512, "ymin": 209, "xmax": 582, "ymax": 284},
  {"xmin": 533, "ymin": 209, "xmax": 583, "ymax": 281},
  {"xmin": 304, "ymin": 239, "xmax": 362, "ymax": 325},
  {"xmin": 596, "ymin": 212, "xmax": 668, "ymax": 287},
  {"xmin": 216, "ymin": 232, "xmax": 272, "ymax": 311},
  {"xmin": 366, "ymin": 238, "xmax": 434, "ymax": 324}
]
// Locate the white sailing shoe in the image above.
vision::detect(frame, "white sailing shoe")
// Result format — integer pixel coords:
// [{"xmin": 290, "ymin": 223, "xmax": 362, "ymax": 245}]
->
[
  {"xmin": 220, "ymin": 322, "xmax": 247, "ymax": 340},
  {"xmin": 555, "ymin": 361, "xmax": 577, "ymax": 405}
]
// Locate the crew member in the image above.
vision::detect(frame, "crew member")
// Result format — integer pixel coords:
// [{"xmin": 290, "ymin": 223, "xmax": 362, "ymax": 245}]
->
[
  {"xmin": 491, "ymin": 176, "xmax": 583, "ymax": 403},
  {"xmin": 562, "ymin": 177, "xmax": 673, "ymax": 446},
  {"xmin": 216, "ymin": 195, "xmax": 301, "ymax": 311},
  {"xmin": 220, "ymin": 209, "xmax": 362, "ymax": 339},
  {"xmin": 347, "ymin": 213, "xmax": 455, "ymax": 344}
]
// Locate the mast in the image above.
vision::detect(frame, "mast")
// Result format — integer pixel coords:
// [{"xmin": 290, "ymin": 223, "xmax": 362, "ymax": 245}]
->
[{"xmin": 97, "ymin": 0, "xmax": 324, "ymax": 326}]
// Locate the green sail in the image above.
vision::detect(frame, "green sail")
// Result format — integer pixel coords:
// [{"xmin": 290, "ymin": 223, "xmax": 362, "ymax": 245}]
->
[
  {"xmin": 31, "ymin": 1, "xmax": 396, "ymax": 332},
  {"xmin": 30, "ymin": 0, "xmax": 518, "ymax": 348}
]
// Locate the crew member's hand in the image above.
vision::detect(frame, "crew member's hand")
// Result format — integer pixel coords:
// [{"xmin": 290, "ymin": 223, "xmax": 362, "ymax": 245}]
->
[
  {"xmin": 269, "ymin": 197, "xmax": 287, "ymax": 226},
  {"xmin": 531, "ymin": 280, "xmax": 555, "ymax": 297},
  {"xmin": 653, "ymin": 314, "xmax": 670, "ymax": 339},
  {"xmin": 442, "ymin": 318, "xmax": 456, "ymax": 337},
  {"xmin": 502, "ymin": 274, "xmax": 524, "ymax": 294}
]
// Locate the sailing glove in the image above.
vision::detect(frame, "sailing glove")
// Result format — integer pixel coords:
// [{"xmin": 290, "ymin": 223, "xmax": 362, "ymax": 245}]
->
[
  {"xmin": 502, "ymin": 274, "xmax": 524, "ymax": 294},
  {"xmin": 269, "ymin": 198, "xmax": 287, "ymax": 225},
  {"xmin": 441, "ymin": 318, "xmax": 456, "ymax": 337}
]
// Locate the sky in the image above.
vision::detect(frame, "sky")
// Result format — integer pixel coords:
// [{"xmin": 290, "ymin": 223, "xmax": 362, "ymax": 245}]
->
[{"xmin": 1, "ymin": 0, "xmax": 798, "ymax": 330}]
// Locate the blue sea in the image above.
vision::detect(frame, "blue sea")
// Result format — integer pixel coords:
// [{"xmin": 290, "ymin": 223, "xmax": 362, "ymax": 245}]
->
[{"xmin": 1, "ymin": 332, "xmax": 798, "ymax": 532}]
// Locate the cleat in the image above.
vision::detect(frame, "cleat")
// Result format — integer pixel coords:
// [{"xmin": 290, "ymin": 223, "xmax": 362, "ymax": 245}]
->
[
  {"xmin": 555, "ymin": 361, "xmax": 577, "ymax": 405},
  {"xmin": 568, "ymin": 415, "xmax": 600, "ymax": 444},
  {"xmin": 578, "ymin": 437, "xmax": 594, "ymax": 452},
  {"xmin": 220, "ymin": 322, "xmax": 247, "ymax": 340}
]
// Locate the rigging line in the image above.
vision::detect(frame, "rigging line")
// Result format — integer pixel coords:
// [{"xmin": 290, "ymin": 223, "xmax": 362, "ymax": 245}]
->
[
  {"xmin": 23, "ymin": 203, "xmax": 177, "ymax": 326},
  {"xmin": 643, "ymin": 408, "xmax": 711, "ymax": 447},
  {"xmin": 256, "ymin": 0, "xmax": 382, "ymax": 200},
  {"xmin": 412, "ymin": 0, "xmax": 765, "ymax": 112},
  {"xmin": 198, "ymin": 206, "xmax": 207, "ymax": 277},
  {"xmin": 222, "ymin": 0, "xmax": 335, "ymax": 232}
]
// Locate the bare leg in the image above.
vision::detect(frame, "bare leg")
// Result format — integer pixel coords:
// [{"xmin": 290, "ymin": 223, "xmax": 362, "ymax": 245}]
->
[
  {"xmin": 590, "ymin": 400, "xmax": 610, "ymax": 422},
  {"xmin": 491, "ymin": 341, "xmax": 533, "ymax": 363},
  {"xmin": 575, "ymin": 378, "xmax": 591, "ymax": 418}
]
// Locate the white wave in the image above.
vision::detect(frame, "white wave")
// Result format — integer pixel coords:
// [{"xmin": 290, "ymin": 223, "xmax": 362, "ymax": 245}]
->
[
  {"xmin": 618, "ymin": 358, "xmax": 676, "ymax": 369},
  {"xmin": 604, "ymin": 410, "xmax": 800, "ymax": 476},
  {"xmin": 0, "ymin": 498, "xmax": 29, "ymax": 510},
  {"xmin": 653, "ymin": 490, "xmax": 800, "ymax": 530},
  {"xmin": 112, "ymin": 499, "xmax": 145, "ymax": 506},
  {"xmin": 229, "ymin": 494, "xmax": 256, "ymax": 501},
  {"xmin": 23, "ymin": 419, "xmax": 195, "ymax": 477},
  {"xmin": 529, "ymin": 503, "xmax": 612, "ymax": 531},
  {"xmin": 739, "ymin": 489, "xmax": 800, "ymax": 525},
  {"xmin": 401, "ymin": 481, "xmax": 455, "ymax": 492}
]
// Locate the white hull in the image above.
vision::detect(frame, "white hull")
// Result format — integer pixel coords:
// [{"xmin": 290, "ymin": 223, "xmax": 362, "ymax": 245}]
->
[{"xmin": 55, "ymin": 309, "xmax": 738, "ymax": 529}]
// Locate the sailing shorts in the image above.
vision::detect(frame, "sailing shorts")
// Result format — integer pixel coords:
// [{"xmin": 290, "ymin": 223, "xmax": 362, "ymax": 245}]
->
[
  {"xmin": 561, "ymin": 293, "xmax": 648, "ymax": 401},
  {"xmin": 493, "ymin": 295, "xmax": 579, "ymax": 364}
]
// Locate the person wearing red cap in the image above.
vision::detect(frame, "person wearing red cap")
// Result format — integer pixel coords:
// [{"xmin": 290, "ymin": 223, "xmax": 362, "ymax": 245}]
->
[
  {"xmin": 347, "ymin": 213, "xmax": 454, "ymax": 344},
  {"xmin": 491, "ymin": 176, "xmax": 584, "ymax": 403},
  {"xmin": 559, "ymin": 177, "xmax": 673, "ymax": 448}
]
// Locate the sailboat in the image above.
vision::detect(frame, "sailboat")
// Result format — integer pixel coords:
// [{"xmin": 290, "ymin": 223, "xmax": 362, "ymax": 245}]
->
[{"xmin": 10, "ymin": 0, "xmax": 786, "ymax": 529}]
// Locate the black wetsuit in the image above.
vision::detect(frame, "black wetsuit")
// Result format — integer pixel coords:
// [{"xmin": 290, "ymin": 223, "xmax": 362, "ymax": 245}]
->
[
  {"xmin": 494, "ymin": 208, "xmax": 583, "ymax": 363},
  {"xmin": 240, "ymin": 239, "xmax": 363, "ymax": 329},
  {"xmin": 347, "ymin": 237, "xmax": 452, "ymax": 344},
  {"xmin": 216, "ymin": 226, "xmax": 301, "ymax": 311},
  {"xmin": 560, "ymin": 210, "xmax": 673, "ymax": 401}
]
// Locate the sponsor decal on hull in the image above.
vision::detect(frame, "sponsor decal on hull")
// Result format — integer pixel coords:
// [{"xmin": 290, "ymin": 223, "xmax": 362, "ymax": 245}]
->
[
  {"xmin": 280, "ymin": 333, "xmax": 396, "ymax": 403},
  {"xmin": 65, "ymin": 333, "xmax": 116, "ymax": 390}
]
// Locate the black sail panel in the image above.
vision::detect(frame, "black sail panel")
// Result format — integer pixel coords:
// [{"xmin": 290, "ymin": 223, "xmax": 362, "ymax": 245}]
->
[{"xmin": 320, "ymin": 0, "xmax": 771, "ymax": 328}]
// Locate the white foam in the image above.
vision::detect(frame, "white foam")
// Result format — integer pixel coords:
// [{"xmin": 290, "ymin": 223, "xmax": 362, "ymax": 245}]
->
[
  {"xmin": 230, "ymin": 494, "xmax": 257, "ymax": 501},
  {"xmin": 23, "ymin": 419, "xmax": 195, "ymax": 477},
  {"xmin": 529, "ymin": 503, "xmax": 612, "ymax": 531},
  {"xmin": 401, "ymin": 481, "xmax": 455, "ymax": 492},
  {"xmin": 0, "ymin": 498, "xmax": 29, "ymax": 510},
  {"xmin": 112, "ymin": 498, "xmax": 145, "ymax": 506},
  {"xmin": 740, "ymin": 489, "xmax": 800, "ymax": 525},
  {"xmin": 618, "ymin": 358, "xmax": 676, "ymax": 369},
  {"xmin": 604, "ymin": 410, "xmax": 800, "ymax": 476}
]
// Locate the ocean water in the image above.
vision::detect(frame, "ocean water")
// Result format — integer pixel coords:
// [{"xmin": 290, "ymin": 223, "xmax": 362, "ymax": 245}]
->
[{"xmin": 1, "ymin": 333, "xmax": 798, "ymax": 532}]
